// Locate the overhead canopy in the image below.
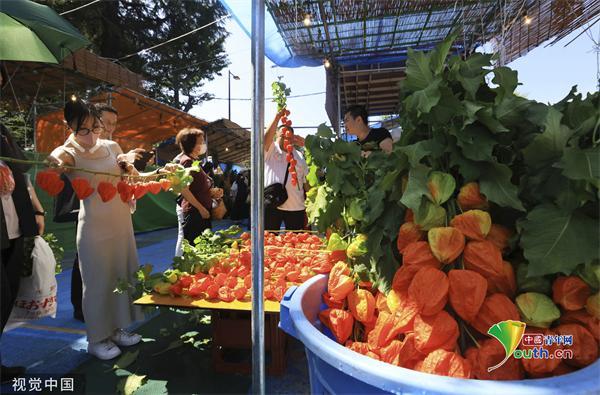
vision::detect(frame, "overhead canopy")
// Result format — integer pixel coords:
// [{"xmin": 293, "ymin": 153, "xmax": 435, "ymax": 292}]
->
[
  {"xmin": 224, "ymin": 0, "xmax": 599, "ymax": 123},
  {"xmin": 1, "ymin": 49, "xmax": 144, "ymax": 109},
  {"xmin": 35, "ymin": 88, "xmax": 209, "ymax": 153},
  {"xmin": 202, "ymin": 118, "xmax": 250, "ymax": 164},
  {"xmin": 327, "ymin": 0, "xmax": 599, "ymax": 121},
  {"xmin": 155, "ymin": 118, "xmax": 251, "ymax": 165},
  {"xmin": 35, "ymin": 89, "xmax": 250, "ymax": 164}
]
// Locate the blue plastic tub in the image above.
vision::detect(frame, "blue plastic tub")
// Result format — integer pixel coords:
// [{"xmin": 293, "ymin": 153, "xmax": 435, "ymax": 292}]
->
[{"xmin": 279, "ymin": 274, "xmax": 600, "ymax": 394}]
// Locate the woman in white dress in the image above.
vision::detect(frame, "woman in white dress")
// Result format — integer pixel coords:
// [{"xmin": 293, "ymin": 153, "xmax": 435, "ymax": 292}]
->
[{"xmin": 48, "ymin": 99, "xmax": 158, "ymax": 360}]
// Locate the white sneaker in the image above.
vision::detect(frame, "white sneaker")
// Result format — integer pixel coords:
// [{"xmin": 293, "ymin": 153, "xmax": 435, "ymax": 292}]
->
[
  {"xmin": 111, "ymin": 329, "xmax": 141, "ymax": 347},
  {"xmin": 87, "ymin": 339, "xmax": 121, "ymax": 360}
]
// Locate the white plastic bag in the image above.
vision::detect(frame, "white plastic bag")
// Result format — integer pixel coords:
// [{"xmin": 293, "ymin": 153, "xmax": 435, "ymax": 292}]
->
[{"xmin": 9, "ymin": 236, "xmax": 58, "ymax": 321}]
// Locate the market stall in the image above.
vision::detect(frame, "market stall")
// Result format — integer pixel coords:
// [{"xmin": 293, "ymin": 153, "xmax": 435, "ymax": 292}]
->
[{"xmin": 132, "ymin": 227, "xmax": 334, "ymax": 376}]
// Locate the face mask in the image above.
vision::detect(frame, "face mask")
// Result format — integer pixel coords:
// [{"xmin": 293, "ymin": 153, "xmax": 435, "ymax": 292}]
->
[
  {"xmin": 71, "ymin": 133, "xmax": 101, "ymax": 153},
  {"xmin": 199, "ymin": 143, "xmax": 207, "ymax": 156}
]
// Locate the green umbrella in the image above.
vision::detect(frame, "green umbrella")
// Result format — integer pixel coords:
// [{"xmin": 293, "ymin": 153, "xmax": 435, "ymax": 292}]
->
[{"xmin": 0, "ymin": 0, "xmax": 90, "ymax": 64}]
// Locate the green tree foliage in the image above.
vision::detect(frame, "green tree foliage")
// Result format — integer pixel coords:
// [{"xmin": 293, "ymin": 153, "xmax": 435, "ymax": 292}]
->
[{"xmin": 43, "ymin": 0, "xmax": 229, "ymax": 111}]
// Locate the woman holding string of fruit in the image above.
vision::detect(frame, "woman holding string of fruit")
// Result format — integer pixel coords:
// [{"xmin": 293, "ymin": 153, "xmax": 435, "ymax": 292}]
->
[
  {"xmin": 264, "ymin": 108, "xmax": 310, "ymax": 231},
  {"xmin": 46, "ymin": 98, "xmax": 176, "ymax": 360}
]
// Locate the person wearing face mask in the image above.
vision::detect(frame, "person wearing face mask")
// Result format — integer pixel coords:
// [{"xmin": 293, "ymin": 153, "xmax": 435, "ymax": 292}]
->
[
  {"xmin": 263, "ymin": 109, "xmax": 310, "ymax": 231},
  {"xmin": 174, "ymin": 128, "xmax": 222, "ymax": 256},
  {"xmin": 46, "ymin": 99, "xmax": 149, "ymax": 361}
]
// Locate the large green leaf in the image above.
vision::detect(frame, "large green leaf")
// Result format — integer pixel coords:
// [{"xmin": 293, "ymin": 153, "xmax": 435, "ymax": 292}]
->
[
  {"xmin": 325, "ymin": 165, "xmax": 345, "ymax": 192},
  {"xmin": 306, "ymin": 163, "xmax": 319, "ymax": 186},
  {"xmin": 554, "ymin": 179, "xmax": 595, "ymax": 211},
  {"xmin": 525, "ymin": 102, "xmax": 550, "ymax": 127},
  {"xmin": 431, "ymin": 87, "xmax": 464, "ymax": 124},
  {"xmin": 363, "ymin": 188, "xmax": 387, "ymax": 225},
  {"xmin": 448, "ymin": 145, "xmax": 482, "ymax": 181},
  {"xmin": 560, "ymin": 89, "xmax": 598, "ymax": 133},
  {"xmin": 454, "ymin": 125, "xmax": 497, "ymax": 161},
  {"xmin": 348, "ymin": 198, "xmax": 366, "ymax": 222},
  {"xmin": 495, "ymin": 95, "xmax": 532, "ymax": 126},
  {"xmin": 396, "ymin": 139, "xmax": 442, "ymax": 167},
  {"xmin": 492, "ymin": 67, "xmax": 519, "ymax": 101},
  {"xmin": 306, "ymin": 185, "xmax": 327, "ymax": 224},
  {"xmin": 305, "ymin": 135, "xmax": 333, "ymax": 165},
  {"xmin": 476, "ymin": 107, "xmax": 510, "ymax": 133},
  {"xmin": 430, "ymin": 30, "xmax": 459, "ymax": 74},
  {"xmin": 479, "ymin": 163, "xmax": 525, "ymax": 211},
  {"xmin": 332, "ymin": 139, "xmax": 362, "ymax": 156},
  {"xmin": 523, "ymin": 107, "xmax": 573, "ymax": 168},
  {"xmin": 463, "ymin": 101, "xmax": 484, "ymax": 125},
  {"xmin": 454, "ymin": 71, "xmax": 483, "ymax": 101},
  {"xmin": 520, "ymin": 204, "xmax": 600, "ymax": 276},
  {"xmin": 316, "ymin": 123, "xmax": 335, "ymax": 139},
  {"xmin": 449, "ymin": 53, "xmax": 492, "ymax": 100},
  {"xmin": 400, "ymin": 164, "xmax": 431, "ymax": 211},
  {"xmin": 556, "ymin": 146, "xmax": 600, "ymax": 185},
  {"xmin": 403, "ymin": 78, "xmax": 442, "ymax": 114},
  {"xmin": 404, "ymin": 48, "xmax": 434, "ymax": 91},
  {"xmin": 379, "ymin": 169, "xmax": 401, "ymax": 192}
]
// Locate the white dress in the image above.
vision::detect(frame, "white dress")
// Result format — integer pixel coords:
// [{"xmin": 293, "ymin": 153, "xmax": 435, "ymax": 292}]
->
[{"xmin": 59, "ymin": 140, "xmax": 143, "ymax": 343}]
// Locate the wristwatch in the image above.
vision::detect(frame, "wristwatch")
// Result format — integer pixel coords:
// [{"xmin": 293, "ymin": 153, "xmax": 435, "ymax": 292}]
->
[{"xmin": 34, "ymin": 211, "xmax": 45, "ymax": 217}]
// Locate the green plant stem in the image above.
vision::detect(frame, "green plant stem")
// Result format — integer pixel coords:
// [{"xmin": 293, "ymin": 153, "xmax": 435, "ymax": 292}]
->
[
  {"xmin": 461, "ymin": 321, "xmax": 480, "ymax": 349},
  {"xmin": 0, "ymin": 155, "xmax": 166, "ymax": 180}
]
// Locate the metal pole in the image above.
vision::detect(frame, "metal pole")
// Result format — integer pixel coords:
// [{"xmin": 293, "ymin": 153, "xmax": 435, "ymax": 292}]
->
[
  {"xmin": 336, "ymin": 71, "xmax": 341, "ymax": 138},
  {"xmin": 251, "ymin": 0, "xmax": 265, "ymax": 394},
  {"xmin": 228, "ymin": 70, "xmax": 232, "ymax": 120}
]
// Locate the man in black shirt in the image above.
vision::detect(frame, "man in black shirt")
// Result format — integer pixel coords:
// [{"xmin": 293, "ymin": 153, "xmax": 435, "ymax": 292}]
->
[{"xmin": 343, "ymin": 105, "xmax": 393, "ymax": 154}]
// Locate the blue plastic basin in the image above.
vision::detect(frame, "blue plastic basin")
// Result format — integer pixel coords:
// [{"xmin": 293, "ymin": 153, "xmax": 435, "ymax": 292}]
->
[{"xmin": 279, "ymin": 274, "xmax": 600, "ymax": 394}]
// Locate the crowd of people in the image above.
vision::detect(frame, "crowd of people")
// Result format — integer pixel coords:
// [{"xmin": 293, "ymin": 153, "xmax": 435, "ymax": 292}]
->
[{"xmin": 0, "ymin": 62, "xmax": 389, "ymax": 380}]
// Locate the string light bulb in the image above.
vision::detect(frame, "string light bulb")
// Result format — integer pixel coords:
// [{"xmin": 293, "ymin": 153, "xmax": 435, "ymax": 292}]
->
[
  {"xmin": 324, "ymin": 59, "xmax": 331, "ymax": 68},
  {"xmin": 524, "ymin": 15, "xmax": 532, "ymax": 25},
  {"xmin": 225, "ymin": 147, "xmax": 230, "ymax": 152},
  {"xmin": 303, "ymin": 13, "xmax": 312, "ymax": 26},
  {"xmin": 70, "ymin": 94, "xmax": 77, "ymax": 102}
]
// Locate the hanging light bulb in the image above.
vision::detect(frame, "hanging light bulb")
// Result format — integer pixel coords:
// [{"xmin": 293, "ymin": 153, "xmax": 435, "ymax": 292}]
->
[
  {"xmin": 324, "ymin": 58, "xmax": 331, "ymax": 68},
  {"xmin": 70, "ymin": 94, "xmax": 77, "ymax": 102},
  {"xmin": 303, "ymin": 13, "xmax": 312, "ymax": 26},
  {"xmin": 225, "ymin": 147, "xmax": 230, "ymax": 152},
  {"xmin": 524, "ymin": 15, "xmax": 532, "ymax": 25}
]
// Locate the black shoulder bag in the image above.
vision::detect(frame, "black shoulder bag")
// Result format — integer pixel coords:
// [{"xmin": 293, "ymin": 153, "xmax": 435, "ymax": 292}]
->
[{"xmin": 264, "ymin": 162, "xmax": 290, "ymax": 210}]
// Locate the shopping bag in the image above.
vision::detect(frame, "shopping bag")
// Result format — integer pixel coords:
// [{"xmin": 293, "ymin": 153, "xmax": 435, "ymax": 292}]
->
[
  {"xmin": 211, "ymin": 199, "xmax": 227, "ymax": 220},
  {"xmin": 9, "ymin": 236, "xmax": 58, "ymax": 320}
]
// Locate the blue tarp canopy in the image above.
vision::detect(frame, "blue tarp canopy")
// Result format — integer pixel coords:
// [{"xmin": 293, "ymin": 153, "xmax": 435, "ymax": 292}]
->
[
  {"xmin": 222, "ymin": 0, "xmax": 599, "ymax": 120},
  {"xmin": 221, "ymin": 0, "xmax": 321, "ymax": 67}
]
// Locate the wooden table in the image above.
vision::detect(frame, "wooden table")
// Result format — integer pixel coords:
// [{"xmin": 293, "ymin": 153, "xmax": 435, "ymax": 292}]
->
[{"xmin": 134, "ymin": 294, "xmax": 288, "ymax": 375}]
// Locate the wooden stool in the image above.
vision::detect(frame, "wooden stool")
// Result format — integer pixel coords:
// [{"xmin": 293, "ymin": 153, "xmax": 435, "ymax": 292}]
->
[{"xmin": 211, "ymin": 310, "xmax": 288, "ymax": 376}]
